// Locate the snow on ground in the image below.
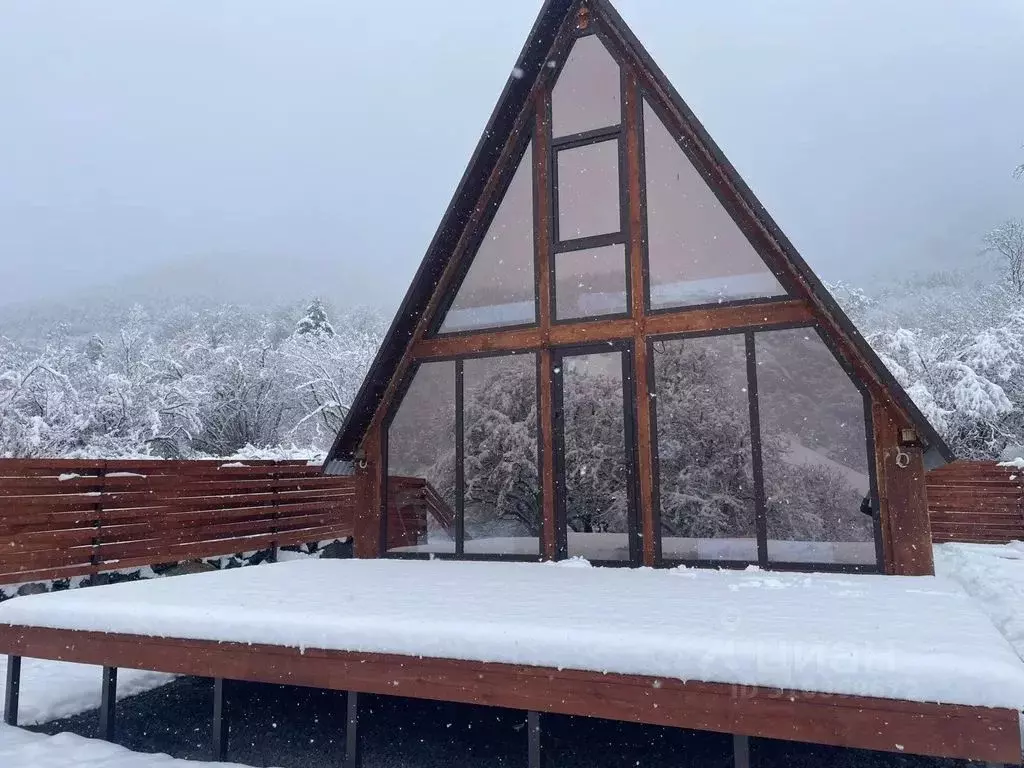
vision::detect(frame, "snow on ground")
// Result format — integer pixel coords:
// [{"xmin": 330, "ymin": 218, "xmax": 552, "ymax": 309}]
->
[
  {"xmin": 0, "ymin": 655, "xmax": 172, "ymax": 726},
  {"xmin": 0, "ymin": 724, "xmax": 263, "ymax": 768},
  {"xmin": 2, "ymin": 558, "xmax": 1024, "ymax": 710},
  {"xmin": 934, "ymin": 540, "xmax": 1024, "ymax": 661}
]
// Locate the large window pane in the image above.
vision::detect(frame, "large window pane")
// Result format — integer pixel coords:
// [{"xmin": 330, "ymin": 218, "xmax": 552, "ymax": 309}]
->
[
  {"xmin": 439, "ymin": 143, "xmax": 535, "ymax": 333},
  {"xmin": 756, "ymin": 328, "xmax": 876, "ymax": 565},
  {"xmin": 653, "ymin": 335, "xmax": 757, "ymax": 562},
  {"xmin": 554, "ymin": 244, "xmax": 627, "ymax": 320},
  {"xmin": 463, "ymin": 354, "xmax": 539, "ymax": 555},
  {"xmin": 386, "ymin": 362, "xmax": 456, "ymax": 554},
  {"xmin": 643, "ymin": 101, "xmax": 785, "ymax": 309},
  {"xmin": 562, "ymin": 351, "xmax": 630, "ymax": 561},
  {"xmin": 557, "ymin": 140, "xmax": 620, "ymax": 241},
  {"xmin": 552, "ymin": 33, "xmax": 621, "ymax": 138}
]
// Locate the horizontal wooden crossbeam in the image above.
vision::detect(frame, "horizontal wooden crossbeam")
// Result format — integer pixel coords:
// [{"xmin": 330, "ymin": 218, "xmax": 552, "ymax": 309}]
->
[
  {"xmin": 414, "ymin": 300, "xmax": 814, "ymax": 360},
  {"xmin": 0, "ymin": 624, "xmax": 1018, "ymax": 764}
]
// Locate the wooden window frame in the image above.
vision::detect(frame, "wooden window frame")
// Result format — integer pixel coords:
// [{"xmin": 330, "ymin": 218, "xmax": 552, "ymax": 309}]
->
[
  {"xmin": 362, "ymin": 3, "xmax": 921, "ymax": 573},
  {"xmin": 647, "ymin": 322, "xmax": 884, "ymax": 574},
  {"xmin": 382, "ymin": 352, "xmax": 545, "ymax": 563},
  {"xmin": 552, "ymin": 340, "xmax": 641, "ymax": 567}
]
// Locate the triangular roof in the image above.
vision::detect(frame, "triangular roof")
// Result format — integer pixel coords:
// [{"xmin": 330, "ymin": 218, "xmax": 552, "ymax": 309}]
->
[{"xmin": 325, "ymin": 0, "xmax": 953, "ymax": 470}]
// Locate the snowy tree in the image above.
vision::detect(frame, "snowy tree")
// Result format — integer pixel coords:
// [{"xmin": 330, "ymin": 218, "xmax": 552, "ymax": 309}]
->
[
  {"xmin": 295, "ymin": 298, "xmax": 335, "ymax": 338},
  {"xmin": 984, "ymin": 219, "xmax": 1024, "ymax": 295},
  {"xmin": 85, "ymin": 334, "xmax": 105, "ymax": 364}
]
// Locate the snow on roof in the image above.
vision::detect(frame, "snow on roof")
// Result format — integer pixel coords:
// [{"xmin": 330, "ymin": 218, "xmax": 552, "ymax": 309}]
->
[{"xmin": 1, "ymin": 559, "xmax": 1022, "ymax": 711}]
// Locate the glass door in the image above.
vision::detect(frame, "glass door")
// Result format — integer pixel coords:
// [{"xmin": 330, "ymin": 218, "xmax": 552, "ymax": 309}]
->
[{"xmin": 553, "ymin": 343, "xmax": 639, "ymax": 565}]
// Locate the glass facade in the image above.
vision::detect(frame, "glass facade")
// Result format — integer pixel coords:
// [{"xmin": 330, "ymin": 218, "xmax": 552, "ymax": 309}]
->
[{"xmin": 439, "ymin": 143, "xmax": 536, "ymax": 334}]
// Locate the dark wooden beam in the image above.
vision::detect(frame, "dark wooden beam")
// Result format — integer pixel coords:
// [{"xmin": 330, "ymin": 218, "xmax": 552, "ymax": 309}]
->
[
  {"xmin": 413, "ymin": 301, "xmax": 814, "ymax": 360},
  {"xmin": 354, "ymin": 429, "xmax": 383, "ymax": 559},
  {"xmin": 528, "ymin": 710, "xmax": 543, "ymax": 768},
  {"xmin": 623, "ymin": 69, "xmax": 657, "ymax": 567},
  {"xmin": 872, "ymin": 401, "xmax": 934, "ymax": 576},
  {"xmin": 345, "ymin": 690, "xmax": 362, "ymax": 768},
  {"xmin": 734, "ymin": 734, "xmax": 751, "ymax": 768},
  {"xmin": 212, "ymin": 677, "xmax": 228, "ymax": 762},
  {"xmin": 3, "ymin": 654, "xmax": 19, "ymax": 726},
  {"xmin": 534, "ymin": 93, "xmax": 557, "ymax": 562},
  {"xmin": 98, "ymin": 665, "xmax": 117, "ymax": 741},
  {"xmin": 1, "ymin": 625, "xmax": 1018, "ymax": 765}
]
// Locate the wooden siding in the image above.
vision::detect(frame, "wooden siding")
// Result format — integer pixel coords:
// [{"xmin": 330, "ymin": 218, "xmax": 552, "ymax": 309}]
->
[
  {"xmin": 928, "ymin": 460, "xmax": 1024, "ymax": 544},
  {"xmin": 0, "ymin": 459, "xmax": 358, "ymax": 584}
]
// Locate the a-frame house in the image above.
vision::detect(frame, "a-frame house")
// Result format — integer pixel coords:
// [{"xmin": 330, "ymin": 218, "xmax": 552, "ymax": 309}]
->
[
  {"xmin": 326, "ymin": 0, "xmax": 952, "ymax": 577},
  {"xmin": 8, "ymin": 6, "xmax": 1024, "ymax": 767}
]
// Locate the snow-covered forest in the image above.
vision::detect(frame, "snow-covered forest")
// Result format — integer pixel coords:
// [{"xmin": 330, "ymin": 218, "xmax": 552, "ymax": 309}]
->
[
  {"xmin": 2, "ymin": 217, "xmax": 1024, "ymax": 464},
  {"xmin": 0, "ymin": 298, "xmax": 386, "ymax": 459}
]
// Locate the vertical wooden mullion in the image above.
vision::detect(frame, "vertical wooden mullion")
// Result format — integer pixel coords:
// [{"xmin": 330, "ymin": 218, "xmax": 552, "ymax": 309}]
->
[
  {"xmin": 745, "ymin": 332, "xmax": 769, "ymax": 568},
  {"xmin": 535, "ymin": 90, "xmax": 558, "ymax": 561},
  {"xmin": 455, "ymin": 360, "xmax": 465, "ymax": 555},
  {"xmin": 624, "ymin": 70, "xmax": 657, "ymax": 567}
]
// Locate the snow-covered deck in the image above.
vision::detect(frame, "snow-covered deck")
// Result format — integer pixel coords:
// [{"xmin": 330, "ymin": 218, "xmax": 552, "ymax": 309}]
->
[
  {"xmin": 2, "ymin": 558, "xmax": 1023, "ymax": 708},
  {"xmin": 1, "ymin": 559, "xmax": 1023, "ymax": 763}
]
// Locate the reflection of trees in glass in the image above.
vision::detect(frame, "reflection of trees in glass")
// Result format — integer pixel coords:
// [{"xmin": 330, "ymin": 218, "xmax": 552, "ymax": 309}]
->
[
  {"xmin": 654, "ymin": 337, "xmax": 755, "ymax": 540},
  {"xmin": 656, "ymin": 333, "xmax": 873, "ymax": 545},
  {"xmin": 388, "ymin": 361, "xmax": 456, "ymax": 510},
  {"xmin": 757, "ymin": 329, "xmax": 874, "ymax": 545},
  {"xmin": 429, "ymin": 358, "xmax": 539, "ymax": 540},
  {"xmin": 563, "ymin": 360, "xmax": 628, "ymax": 535},
  {"xmin": 417, "ymin": 330, "xmax": 874, "ymax": 552},
  {"xmin": 462, "ymin": 358, "xmax": 539, "ymax": 538}
]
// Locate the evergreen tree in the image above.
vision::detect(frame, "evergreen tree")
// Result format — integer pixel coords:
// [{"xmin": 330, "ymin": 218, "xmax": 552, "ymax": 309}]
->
[
  {"xmin": 85, "ymin": 334, "xmax": 105, "ymax": 364},
  {"xmin": 295, "ymin": 298, "xmax": 335, "ymax": 338}
]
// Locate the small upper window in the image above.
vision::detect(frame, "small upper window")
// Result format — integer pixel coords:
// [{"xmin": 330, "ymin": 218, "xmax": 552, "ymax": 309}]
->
[
  {"xmin": 552, "ymin": 34, "xmax": 621, "ymax": 138},
  {"xmin": 554, "ymin": 244, "xmax": 628, "ymax": 320},
  {"xmin": 557, "ymin": 140, "xmax": 620, "ymax": 241}
]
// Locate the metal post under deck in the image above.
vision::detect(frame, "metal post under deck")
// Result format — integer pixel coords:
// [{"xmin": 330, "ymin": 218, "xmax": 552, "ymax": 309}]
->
[
  {"xmin": 4, "ymin": 654, "xmax": 21, "ymax": 726},
  {"xmin": 98, "ymin": 666, "xmax": 118, "ymax": 741},
  {"xmin": 734, "ymin": 734, "xmax": 751, "ymax": 768},
  {"xmin": 528, "ymin": 710, "xmax": 543, "ymax": 768},
  {"xmin": 345, "ymin": 690, "xmax": 362, "ymax": 768},
  {"xmin": 212, "ymin": 678, "xmax": 228, "ymax": 762}
]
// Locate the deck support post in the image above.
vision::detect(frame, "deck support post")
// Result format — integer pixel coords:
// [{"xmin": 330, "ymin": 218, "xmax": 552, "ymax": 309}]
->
[
  {"xmin": 733, "ymin": 734, "xmax": 751, "ymax": 768},
  {"xmin": 345, "ymin": 690, "xmax": 362, "ymax": 768},
  {"xmin": 98, "ymin": 666, "xmax": 117, "ymax": 741},
  {"xmin": 528, "ymin": 710, "xmax": 543, "ymax": 768},
  {"xmin": 212, "ymin": 678, "xmax": 228, "ymax": 761},
  {"xmin": 4, "ymin": 655, "xmax": 20, "ymax": 726}
]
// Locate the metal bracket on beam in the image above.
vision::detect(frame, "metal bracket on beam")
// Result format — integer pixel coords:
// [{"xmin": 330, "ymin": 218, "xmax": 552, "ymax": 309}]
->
[
  {"xmin": 4, "ymin": 655, "xmax": 21, "ymax": 727},
  {"xmin": 345, "ymin": 691, "xmax": 362, "ymax": 768},
  {"xmin": 212, "ymin": 678, "xmax": 228, "ymax": 762},
  {"xmin": 98, "ymin": 666, "xmax": 118, "ymax": 741}
]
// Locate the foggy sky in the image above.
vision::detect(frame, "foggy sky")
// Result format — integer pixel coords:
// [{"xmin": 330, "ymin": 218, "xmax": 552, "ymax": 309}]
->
[{"xmin": 1, "ymin": 0, "xmax": 1023, "ymax": 312}]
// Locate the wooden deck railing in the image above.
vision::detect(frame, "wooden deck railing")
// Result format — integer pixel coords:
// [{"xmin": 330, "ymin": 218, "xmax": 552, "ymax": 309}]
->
[
  {"xmin": 927, "ymin": 460, "xmax": 1024, "ymax": 544},
  {"xmin": 385, "ymin": 476, "xmax": 454, "ymax": 550},
  {"xmin": 0, "ymin": 459, "xmax": 358, "ymax": 585}
]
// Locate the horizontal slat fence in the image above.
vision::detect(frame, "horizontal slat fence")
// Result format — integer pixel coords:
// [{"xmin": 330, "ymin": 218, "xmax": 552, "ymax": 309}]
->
[
  {"xmin": 927, "ymin": 461, "xmax": 1024, "ymax": 544},
  {"xmin": 0, "ymin": 459, "xmax": 360, "ymax": 585},
  {"xmin": 385, "ymin": 477, "xmax": 454, "ymax": 550}
]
